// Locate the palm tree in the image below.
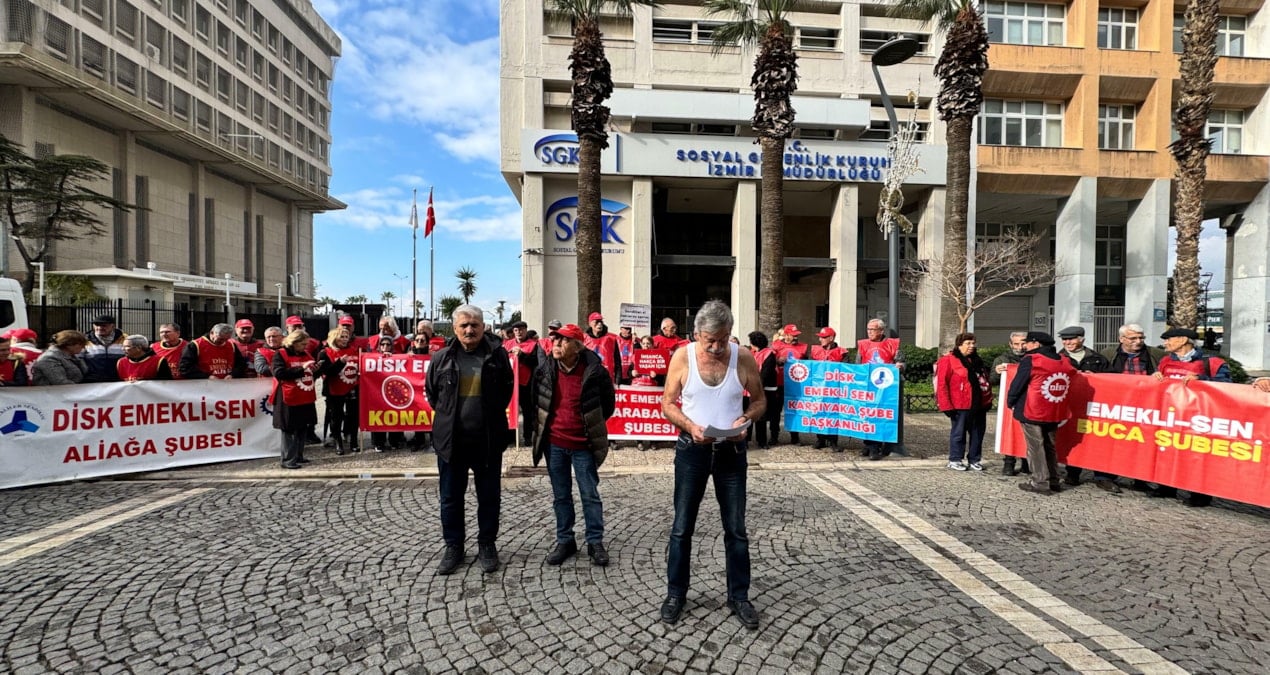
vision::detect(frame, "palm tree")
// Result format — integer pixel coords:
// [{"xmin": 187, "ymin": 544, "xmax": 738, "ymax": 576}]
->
[
  {"xmin": 438, "ymin": 295, "xmax": 463, "ymax": 321},
  {"xmin": 890, "ymin": 0, "xmax": 988, "ymax": 347},
  {"xmin": 380, "ymin": 291, "xmax": 397, "ymax": 315},
  {"xmin": 455, "ymin": 266, "xmax": 478, "ymax": 304},
  {"xmin": 706, "ymin": 0, "xmax": 800, "ymax": 334},
  {"xmin": 548, "ymin": 0, "xmax": 659, "ymax": 323},
  {"xmin": 1170, "ymin": 0, "xmax": 1219, "ymax": 330},
  {"xmin": 345, "ymin": 294, "xmax": 369, "ymax": 304}
]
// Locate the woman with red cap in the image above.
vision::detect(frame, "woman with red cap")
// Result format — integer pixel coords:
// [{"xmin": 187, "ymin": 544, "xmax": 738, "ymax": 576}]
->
[
  {"xmin": 317, "ymin": 327, "xmax": 362, "ymax": 455},
  {"xmin": 271, "ymin": 330, "xmax": 319, "ymax": 469}
]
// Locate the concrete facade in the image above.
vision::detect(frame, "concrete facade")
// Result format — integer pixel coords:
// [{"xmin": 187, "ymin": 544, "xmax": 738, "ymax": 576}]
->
[{"xmin": 0, "ymin": 0, "xmax": 343, "ymax": 312}]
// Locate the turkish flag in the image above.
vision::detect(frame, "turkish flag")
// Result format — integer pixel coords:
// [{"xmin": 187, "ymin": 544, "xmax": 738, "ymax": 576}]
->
[{"xmin": 425, "ymin": 187, "xmax": 436, "ymax": 237}]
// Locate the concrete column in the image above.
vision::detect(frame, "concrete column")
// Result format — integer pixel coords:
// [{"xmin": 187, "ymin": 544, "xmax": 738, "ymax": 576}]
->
[
  {"xmin": 1053, "ymin": 177, "xmax": 1097, "ymax": 336},
  {"xmin": 1125, "ymin": 178, "xmax": 1170, "ymax": 338},
  {"xmin": 521, "ymin": 174, "xmax": 546, "ymax": 331},
  {"xmin": 191, "ymin": 161, "xmax": 205, "ymax": 275},
  {"xmin": 827, "ymin": 184, "xmax": 859, "ymax": 339},
  {"xmin": 731, "ymin": 181, "xmax": 759, "ymax": 338},
  {"xmin": 1228, "ymin": 184, "xmax": 1270, "ymax": 370},
  {"xmin": 115, "ymin": 130, "xmax": 136, "ymax": 268},
  {"xmin": 629, "ymin": 178, "xmax": 654, "ymax": 309},
  {"xmin": 915, "ymin": 188, "xmax": 945, "ymax": 347}
]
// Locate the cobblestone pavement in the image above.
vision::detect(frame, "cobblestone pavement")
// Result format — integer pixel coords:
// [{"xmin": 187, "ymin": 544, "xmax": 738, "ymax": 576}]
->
[{"xmin": 1, "ymin": 455, "xmax": 1267, "ymax": 673}]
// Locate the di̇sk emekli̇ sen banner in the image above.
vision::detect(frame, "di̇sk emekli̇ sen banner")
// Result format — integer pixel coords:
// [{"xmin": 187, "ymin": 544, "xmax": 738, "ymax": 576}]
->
[{"xmin": 358, "ymin": 353, "xmax": 517, "ymax": 432}]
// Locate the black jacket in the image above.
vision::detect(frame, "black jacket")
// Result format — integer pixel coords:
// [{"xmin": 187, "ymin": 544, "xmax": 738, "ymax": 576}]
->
[
  {"xmin": 528, "ymin": 350, "xmax": 616, "ymax": 468},
  {"xmin": 424, "ymin": 333, "xmax": 514, "ymax": 464},
  {"xmin": 1062, "ymin": 348, "xmax": 1110, "ymax": 373},
  {"xmin": 1006, "ymin": 345, "xmax": 1065, "ymax": 425}
]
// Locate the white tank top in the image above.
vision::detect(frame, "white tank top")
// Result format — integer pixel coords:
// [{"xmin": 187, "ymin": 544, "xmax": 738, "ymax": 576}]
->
[{"xmin": 682, "ymin": 342, "xmax": 744, "ymax": 430}]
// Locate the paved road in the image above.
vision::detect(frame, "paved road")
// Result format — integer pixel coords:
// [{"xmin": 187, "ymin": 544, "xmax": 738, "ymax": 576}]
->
[{"xmin": 1, "ymin": 463, "xmax": 1267, "ymax": 674}]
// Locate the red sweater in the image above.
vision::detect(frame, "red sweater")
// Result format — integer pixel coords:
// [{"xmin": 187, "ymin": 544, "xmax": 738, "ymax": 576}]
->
[{"xmin": 547, "ymin": 364, "xmax": 588, "ymax": 451}]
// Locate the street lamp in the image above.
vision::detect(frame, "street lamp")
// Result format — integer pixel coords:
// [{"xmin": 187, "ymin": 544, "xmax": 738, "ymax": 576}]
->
[
  {"xmin": 871, "ymin": 34, "xmax": 920, "ymax": 338},
  {"xmin": 223, "ymin": 272, "xmax": 232, "ymax": 310},
  {"xmin": 33, "ymin": 261, "xmax": 45, "ymax": 304},
  {"xmin": 392, "ymin": 272, "xmax": 407, "ymax": 318},
  {"xmin": 275, "ymin": 282, "xmax": 283, "ymax": 314}
]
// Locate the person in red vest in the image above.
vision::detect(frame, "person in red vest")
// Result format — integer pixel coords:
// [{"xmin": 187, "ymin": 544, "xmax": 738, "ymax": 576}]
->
[
  {"xmin": 5, "ymin": 328, "xmax": 40, "ymax": 377},
  {"xmin": 1006, "ymin": 332, "xmax": 1076, "ymax": 495},
  {"xmin": 271, "ymin": 330, "xmax": 319, "ymax": 469},
  {"xmin": 539, "ymin": 319, "xmax": 562, "ymax": 355},
  {"xmin": 653, "ymin": 317, "xmax": 687, "ymax": 352},
  {"xmin": 253, "ymin": 327, "xmax": 285, "ymax": 376},
  {"xmin": 857, "ymin": 319, "xmax": 904, "ymax": 459},
  {"xmin": 811, "ymin": 327, "xmax": 847, "ymax": 450},
  {"xmin": 317, "ymin": 327, "xmax": 362, "ymax": 455},
  {"xmin": 285, "ymin": 316, "xmax": 323, "ymax": 357},
  {"xmin": 229, "ymin": 319, "xmax": 263, "ymax": 378},
  {"xmin": 116, "ymin": 335, "xmax": 172, "ymax": 381},
  {"xmin": 773, "ymin": 324, "xmax": 812, "ymax": 445},
  {"xmin": 584, "ymin": 312, "xmax": 622, "ymax": 385},
  {"xmin": 504, "ymin": 320, "xmax": 545, "ymax": 446},
  {"xmin": 179, "ymin": 323, "xmax": 247, "ymax": 379},
  {"xmin": 151, "ymin": 323, "xmax": 187, "ymax": 379},
  {"xmin": 0, "ymin": 334, "xmax": 30, "ymax": 386},
  {"xmin": 616, "ymin": 325, "xmax": 636, "ymax": 384},
  {"xmin": 1149, "ymin": 327, "xmax": 1230, "ymax": 507},
  {"xmin": 748, "ymin": 331, "xmax": 780, "ymax": 449}
]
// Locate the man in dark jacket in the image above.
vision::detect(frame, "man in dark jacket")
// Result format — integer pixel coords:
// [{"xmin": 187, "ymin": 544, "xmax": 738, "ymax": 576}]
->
[
  {"xmin": 528, "ymin": 323, "xmax": 616, "ymax": 567},
  {"xmin": 1007, "ymin": 332, "xmax": 1076, "ymax": 495},
  {"xmin": 83, "ymin": 314, "xmax": 126, "ymax": 383},
  {"xmin": 424, "ymin": 304, "xmax": 514, "ymax": 576},
  {"xmin": 1055, "ymin": 326, "xmax": 1114, "ymax": 489},
  {"xmin": 992, "ymin": 331, "xmax": 1030, "ymax": 476}
]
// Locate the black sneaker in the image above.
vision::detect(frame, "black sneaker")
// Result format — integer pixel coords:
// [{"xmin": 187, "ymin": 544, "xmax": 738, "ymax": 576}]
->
[
  {"xmin": 435, "ymin": 545, "xmax": 463, "ymax": 576},
  {"xmin": 546, "ymin": 540, "xmax": 578, "ymax": 566},
  {"xmin": 477, "ymin": 543, "xmax": 499, "ymax": 573},
  {"xmin": 660, "ymin": 596, "xmax": 685, "ymax": 624},
  {"xmin": 728, "ymin": 600, "xmax": 760, "ymax": 629},
  {"xmin": 587, "ymin": 542, "xmax": 610, "ymax": 567}
]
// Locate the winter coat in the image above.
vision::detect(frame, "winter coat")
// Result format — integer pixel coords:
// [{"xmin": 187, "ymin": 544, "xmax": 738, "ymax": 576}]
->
[
  {"xmin": 528, "ymin": 350, "xmax": 616, "ymax": 468},
  {"xmin": 424, "ymin": 333, "xmax": 515, "ymax": 465},
  {"xmin": 32, "ymin": 347, "xmax": 89, "ymax": 385},
  {"xmin": 935, "ymin": 351, "xmax": 993, "ymax": 412}
]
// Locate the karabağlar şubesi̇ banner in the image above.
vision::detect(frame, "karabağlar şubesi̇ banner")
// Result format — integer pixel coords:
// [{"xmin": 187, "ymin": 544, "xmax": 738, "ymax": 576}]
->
[
  {"xmin": 0, "ymin": 379, "xmax": 279, "ymax": 490},
  {"xmin": 996, "ymin": 368, "xmax": 1270, "ymax": 507}
]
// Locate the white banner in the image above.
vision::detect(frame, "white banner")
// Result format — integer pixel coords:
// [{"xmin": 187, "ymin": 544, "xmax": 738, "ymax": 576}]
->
[{"xmin": 0, "ymin": 379, "xmax": 281, "ymax": 490}]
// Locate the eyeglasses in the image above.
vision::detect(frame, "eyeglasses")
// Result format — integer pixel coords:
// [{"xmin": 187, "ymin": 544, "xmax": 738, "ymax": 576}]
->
[{"xmin": 1122, "ymin": 336, "xmax": 1145, "ymax": 341}]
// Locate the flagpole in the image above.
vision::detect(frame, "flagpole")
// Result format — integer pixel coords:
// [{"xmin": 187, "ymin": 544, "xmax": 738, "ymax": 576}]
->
[
  {"xmin": 411, "ymin": 188, "xmax": 418, "ymax": 328},
  {"xmin": 428, "ymin": 186, "xmax": 435, "ymax": 321}
]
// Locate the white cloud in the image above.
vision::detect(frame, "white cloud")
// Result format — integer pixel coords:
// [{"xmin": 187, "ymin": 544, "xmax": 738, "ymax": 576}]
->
[{"xmin": 319, "ymin": 186, "xmax": 521, "ymax": 242}]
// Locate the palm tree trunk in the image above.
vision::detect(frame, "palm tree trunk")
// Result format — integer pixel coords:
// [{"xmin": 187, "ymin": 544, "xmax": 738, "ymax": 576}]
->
[
  {"xmin": 941, "ymin": 116, "xmax": 973, "ymax": 348},
  {"xmin": 575, "ymin": 137, "xmax": 603, "ymax": 323},
  {"xmin": 758, "ymin": 136, "xmax": 785, "ymax": 334}
]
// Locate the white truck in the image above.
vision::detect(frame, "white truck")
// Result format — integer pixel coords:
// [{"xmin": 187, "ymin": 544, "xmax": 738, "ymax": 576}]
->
[{"xmin": 0, "ymin": 277, "xmax": 29, "ymax": 334}]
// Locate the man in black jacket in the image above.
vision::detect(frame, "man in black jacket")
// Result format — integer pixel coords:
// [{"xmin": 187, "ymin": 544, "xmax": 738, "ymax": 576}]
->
[
  {"xmin": 528, "ymin": 323, "xmax": 616, "ymax": 567},
  {"xmin": 424, "ymin": 304, "xmax": 514, "ymax": 575},
  {"xmin": 1056, "ymin": 326, "xmax": 1115, "ymax": 490}
]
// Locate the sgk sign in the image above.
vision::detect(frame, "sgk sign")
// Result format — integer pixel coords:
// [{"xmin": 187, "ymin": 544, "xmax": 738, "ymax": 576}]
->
[{"xmin": 545, "ymin": 196, "xmax": 629, "ymax": 255}]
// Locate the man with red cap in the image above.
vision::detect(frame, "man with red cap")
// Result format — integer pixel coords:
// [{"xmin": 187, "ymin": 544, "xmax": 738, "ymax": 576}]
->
[
  {"xmin": 584, "ymin": 312, "xmax": 621, "ymax": 385},
  {"xmin": 285, "ymin": 315, "xmax": 321, "ymax": 358},
  {"xmin": 230, "ymin": 319, "xmax": 263, "ymax": 378},
  {"xmin": 151, "ymin": 323, "xmax": 187, "ymax": 380},
  {"xmin": 504, "ymin": 319, "xmax": 546, "ymax": 446},
  {"xmin": 857, "ymin": 318, "xmax": 904, "ymax": 459},
  {"xmin": 5, "ymin": 328, "xmax": 40, "ymax": 376},
  {"xmin": 773, "ymin": 324, "xmax": 812, "ymax": 445},
  {"xmin": 811, "ymin": 326, "xmax": 847, "ymax": 450}
]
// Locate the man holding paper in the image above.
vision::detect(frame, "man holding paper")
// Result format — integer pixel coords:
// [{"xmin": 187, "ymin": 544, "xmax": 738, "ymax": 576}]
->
[{"xmin": 659, "ymin": 300, "xmax": 766, "ymax": 630}]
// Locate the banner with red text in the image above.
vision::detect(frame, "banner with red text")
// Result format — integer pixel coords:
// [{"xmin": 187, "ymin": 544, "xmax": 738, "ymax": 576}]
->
[
  {"xmin": 995, "ymin": 368, "xmax": 1270, "ymax": 507},
  {"xmin": 358, "ymin": 353, "xmax": 517, "ymax": 433},
  {"xmin": 607, "ymin": 385, "xmax": 679, "ymax": 441},
  {"xmin": 0, "ymin": 379, "xmax": 279, "ymax": 490}
]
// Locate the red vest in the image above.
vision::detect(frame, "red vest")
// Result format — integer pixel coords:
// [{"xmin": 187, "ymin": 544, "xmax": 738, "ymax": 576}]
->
[
  {"xmin": 277, "ymin": 349, "xmax": 317, "ymax": 406},
  {"xmin": 617, "ymin": 335, "xmax": 635, "ymax": 377},
  {"xmin": 152, "ymin": 339, "xmax": 187, "ymax": 379},
  {"xmin": 0, "ymin": 359, "xmax": 21, "ymax": 384},
  {"xmin": 585, "ymin": 332, "xmax": 620, "ymax": 381},
  {"xmin": 194, "ymin": 337, "xmax": 237, "ymax": 378},
  {"xmin": 257, "ymin": 346, "xmax": 278, "ymax": 377},
  {"xmin": 812, "ymin": 344, "xmax": 846, "ymax": 362},
  {"xmin": 231, "ymin": 338, "xmax": 263, "ymax": 378},
  {"xmin": 754, "ymin": 347, "xmax": 777, "ymax": 389},
  {"xmin": 1021, "ymin": 353, "xmax": 1076, "ymax": 423},
  {"xmin": 504, "ymin": 338, "xmax": 538, "ymax": 385},
  {"xmin": 858, "ymin": 337, "xmax": 900, "ymax": 364},
  {"xmin": 323, "ymin": 345, "xmax": 361, "ymax": 396},
  {"xmin": 1158, "ymin": 355, "xmax": 1223, "ymax": 380},
  {"xmin": 538, "ymin": 337, "xmax": 554, "ymax": 355},
  {"xmin": 653, "ymin": 334, "xmax": 681, "ymax": 352},
  {"xmin": 117, "ymin": 354, "xmax": 163, "ymax": 382}
]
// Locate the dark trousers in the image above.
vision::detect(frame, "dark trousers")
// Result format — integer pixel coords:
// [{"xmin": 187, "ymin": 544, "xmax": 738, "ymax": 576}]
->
[
  {"xmin": 281, "ymin": 431, "xmax": 303, "ymax": 466},
  {"xmin": 1022, "ymin": 422, "xmax": 1061, "ymax": 489},
  {"xmin": 326, "ymin": 394, "xmax": 358, "ymax": 439},
  {"xmin": 948, "ymin": 409, "xmax": 987, "ymax": 464},
  {"xmin": 547, "ymin": 445, "xmax": 604, "ymax": 545},
  {"xmin": 754, "ymin": 390, "xmax": 781, "ymax": 447},
  {"xmin": 437, "ymin": 446, "xmax": 503, "ymax": 547},
  {"xmin": 1065, "ymin": 464, "xmax": 1116, "ymax": 482},
  {"xmin": 667, "ymin": 434, "xmax": 750, "ymax": 603},
  {"xmin": 371, "ymin": 431, "xmax": 406, "ymax": 448},
  {"xmin": 518, "ymin": 384, "xmax": 534, "ymax": 444}
]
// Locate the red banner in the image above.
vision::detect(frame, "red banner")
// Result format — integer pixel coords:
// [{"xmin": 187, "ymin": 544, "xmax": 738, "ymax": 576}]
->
[
  {"xmin": 607, "ymin": 385, "xmax": 679, "ymax": 440},
  {"xmin": 358, "ymin": 352, "xmax": 518, "ymax": 432},
  {"xmin": 633, "ymin": 349, "xmax": 671, "ymax": 375},
  {"xmin": 996, "ymin": 368, "xmax": 1270, "ymax": 507}
]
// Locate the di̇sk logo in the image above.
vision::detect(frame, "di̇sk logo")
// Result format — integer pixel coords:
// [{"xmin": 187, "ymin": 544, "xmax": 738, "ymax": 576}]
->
[
  {"xmin": 546, "ymin": 197, "xmax": 629, "ymax": 244},
  {"xmin": 1040, "ymin": 372, "xmax": 1071, "ymax": 403},
  {"xmin": 787, "ymin": 362, "xmax": 811, "ymax": 384},
  {"xmin": 535, "ymin": 133, "xmax": 580, "ymax": 166},
  {"xmin": 870, "ymin": 367, "xmax": 896, "ymax": 389}
]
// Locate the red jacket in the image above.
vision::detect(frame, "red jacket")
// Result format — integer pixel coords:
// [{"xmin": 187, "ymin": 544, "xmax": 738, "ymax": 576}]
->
[{"xmin": 935, "ymin": 352, "xmax": 992, "ymax": 411}]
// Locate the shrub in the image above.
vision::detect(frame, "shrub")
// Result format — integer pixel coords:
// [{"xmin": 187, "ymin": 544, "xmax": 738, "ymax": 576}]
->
[{"xmin": 899, "ymin": 343, "xmax": 940, "ymax": 384}]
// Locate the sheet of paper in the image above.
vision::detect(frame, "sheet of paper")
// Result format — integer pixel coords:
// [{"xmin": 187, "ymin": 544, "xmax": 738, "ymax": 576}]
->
[{"xmin": 704, "ymin": 418, "xmax": 751, "ymax": 439}]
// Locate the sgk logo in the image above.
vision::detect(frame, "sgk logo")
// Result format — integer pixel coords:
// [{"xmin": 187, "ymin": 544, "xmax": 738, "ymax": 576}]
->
[
  {"xmin": 546, "ymin": 197, "xmax": 629, "ymax": 245},
  {"xmin": 534, "ymin": 134, "xmax": 580, "ymax": 165}
]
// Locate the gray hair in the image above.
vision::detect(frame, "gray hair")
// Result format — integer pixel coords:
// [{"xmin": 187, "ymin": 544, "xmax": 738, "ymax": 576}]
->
[
  {"xmin": 1009, "ymin": 331, "xmax": 1028, "ymax": 340},
  {"xmin": 210, "ymin": 323, "xmax": 232, "ymax": 337},
  {"xmin": 415, "ymin": 319, "xmax": 433, "ymax": 332},
  {"xmin": 661, "ymin": 317, "xmax": 676, "ymax": 328},
  {"xmin": 263, "ymin": 326, "xmax": 283, "ymax": 337},
  {"xmin": 693, "ymin": 300, "xmax": 733, "ymax": 335},
  {"xmin": 868, "ymin": 318, "xmax": 888, "ymax": 330},
  {"xmin": 124, "ymin": 335, "xmax": 150, "ymax": 350},
  {"xmin": 160, "ymin": 322, "xmax": 181, "ymax": 334},
  {"xmin": 453, "ymin": 304, "xmax": 484, "ymax": 323},
  {"xmin": 1118, "ymin": 323, "xmax": 1145, "ymax": 337}
]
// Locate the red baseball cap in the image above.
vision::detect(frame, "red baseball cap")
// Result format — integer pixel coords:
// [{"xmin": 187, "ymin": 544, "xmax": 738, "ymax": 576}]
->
[
  {"xmin": 551, "ymin": 323, "xmax": 586, "ymax": 341},
  {"xmin": 5, "ymin": 328, "xmax": 36, "ymax": 342},
  {"xmin": 285, "ymin": 315, "xmax": 304, "ymax": 326},
  {"xmin": 235, "ymin": 319, "xmax": 254, "ymax": 329},
  {"xmin": 782, "ymin": 324, "xmax": 801, "ymax": 337},
  {"xmin": 338, "ymin": 316, "xmax": 355, "ymax": 326},
  {"xmin": 587, "ymin": 312, "xmax": 604, "ymax": 323},
  {"xmin": 817, "ymin": 327, "xmax": 835, "ymax": 338}
]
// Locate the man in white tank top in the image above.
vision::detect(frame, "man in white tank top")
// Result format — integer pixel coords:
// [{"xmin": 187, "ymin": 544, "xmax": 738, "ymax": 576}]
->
[{"xmin": 659, "ymin": 300, "xmax": 766, "ymax": 629}]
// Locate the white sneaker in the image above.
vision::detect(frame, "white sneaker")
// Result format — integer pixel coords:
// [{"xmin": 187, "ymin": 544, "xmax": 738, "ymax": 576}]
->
[
  {"xmin": 968, "ymin": 463, "xmax": 984, "ymax": 472},
  {"xmin": 947, "ymin": 461, "xmax": 967, "ymax": 471}
]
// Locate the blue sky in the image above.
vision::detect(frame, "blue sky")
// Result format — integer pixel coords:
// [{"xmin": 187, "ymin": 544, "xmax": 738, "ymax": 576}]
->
[{"xmin": 311, "ymin": 0, "xmax": 522, "ymax": 320}]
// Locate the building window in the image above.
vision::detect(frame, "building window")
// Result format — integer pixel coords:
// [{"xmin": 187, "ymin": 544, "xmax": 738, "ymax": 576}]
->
[
  {"xmin": 795, "ymin": 27, "xmax": 839, "ymax": 51},
  {"xmin": 252, "ymin": 92, "xmax": 264, "ymax": 121},
  {"xmin": 195, "ymin": 52, "xmax": 211, "ymax": 89},
  {"xmin": 1095, "ymin": 224, "xmax": 1124, "ymax": 286},
  {"xmin": 1097, "ymin": 8, "xmax": 1138, "ymax": 50},
  {"xmin": 1208, "ymin": 109, "xmax": 1244, "ymax": 154},
  {"xmin": 195, "ymin": 7, "xmax": 210, "ymax": 41},
  {"xmin": 860, "ymin": 31, "xmax": 929, "ymax": 55},
  {"xmin": 1173, "ymin": 15, "xmax": 1246, "ymax": 56},
  {"xmin": 82, "ymin": 36, "xmax": 107, "ymax": 78},
  {"xmin": 116, "ymin": 56, "xmax": 138, "ymax": 94},
  {"xmin": 235, "ymin": 37, "xmax": 248, "ymax": 67},
  {"xmin": 216, "ymin": 67, "xmax": 231, "ymax": 102},
  {"xmin": 45, "ymin": 15, "xmax": 71, "ymax": 59},
  {"xmin": 233, "ymin": 0, "xmax": 247, "ymax": 24},
  {"xmin": 985, "ymin": 2, "xmax": 1065, "ymax": 46},
  {"xmin": 651, "ymin": 18, "xmax": 727, "ymax": 45},
  {"xmin": 251, "ymin": 49, "xmax": 263, "ymax": 80},
  {"xmin": 216, "ymin": 21, "xmax": 230, "ymax": 54},
  {"xmin": 251, "ymin": 10, "xmax": 263, "ymax": 38},
  {"xmin": 171, "ymin": 0, "xmax": 186, "ymax": 24},
  {"xmin": 235, "ymin": 80, "xmax": 248, "ymax": 112},
  {"xmin": 82, "ymin": 0, "xmax": 104, "ymax": 21},
  {"xmin": 172, "ymin": 37, "xmax": 189, "ymax": 74},
  {"xmin": 116, "ymin": 1, "xmax": 138, "ymax": 42},
  {"xmin": 1097, "ymin": 104, "xmax": 1135, "ymax": 149},
  {"xmin": 976, "ymin": 222, "xmax": 1033, "ymax": 247},
  {"xmin": 859, "ymin": 120, "xmax": 931, "ymax": 143},
  {"xmin": 196, "ymin": 99, "xmax": 211, "ymax": 131},
  {"xmin": 268, "ymin": 63, "xmax": 279, "ymax": 92},
  {"xmin": 979, "ymin": 99, "xmax": 1063, "ymax": 147},
  {"xmin": 173, "ymin": 87, "xmax": 189, "ymax": 119},
  {"xmin": 146, "ymin": 71, "xmax": 165, "ymax": 107},
  {"xmin": 267, "ymin": 25, "xmax": 279, "ymax": 53}
]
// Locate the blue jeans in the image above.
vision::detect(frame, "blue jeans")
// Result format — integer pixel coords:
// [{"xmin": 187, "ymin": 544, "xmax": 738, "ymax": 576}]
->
[
  {"xmin": 547, "ymin": 444, "xmax": 604, "ymax": 545},
  {"xmin": 667, "ymin": 433, "xmax": 751, "ymax": 602},
  {"xmin": 948, "ymin": 409, "xmax": 987, "ymax": 464},
  {"xmin": 437, "ymin": 446, "xmax": 502, "ymax": 547}
]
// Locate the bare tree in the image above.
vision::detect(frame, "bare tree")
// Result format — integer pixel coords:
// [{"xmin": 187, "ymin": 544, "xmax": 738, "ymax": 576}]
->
[{"xmin": 902, "ymin": 229, "xmax": 1054, "ymax": 334}]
